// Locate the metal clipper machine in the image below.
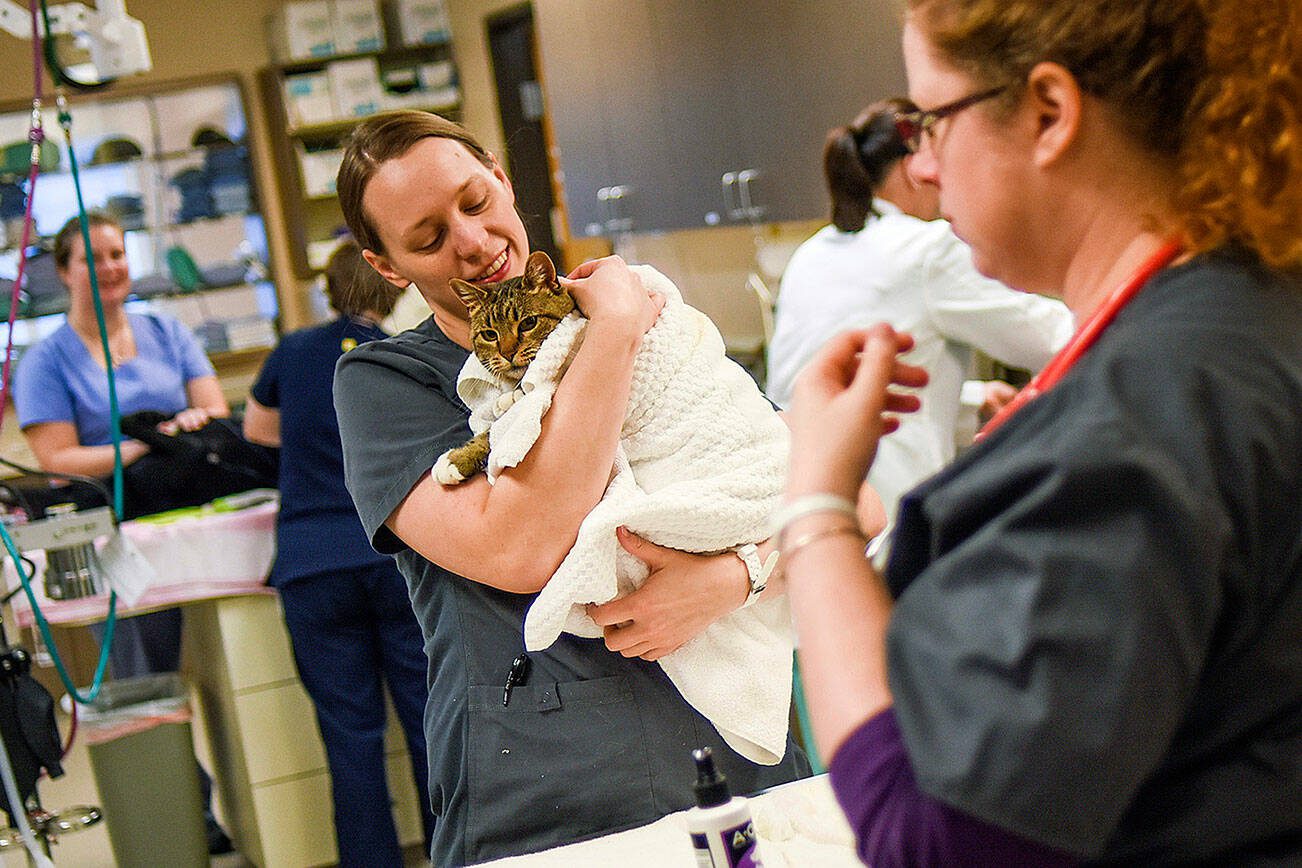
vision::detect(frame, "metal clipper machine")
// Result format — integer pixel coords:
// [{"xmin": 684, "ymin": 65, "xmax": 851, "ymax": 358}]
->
[{"xmin": 6, "ymin": 503, "xmax": 116, "ymax": 601}]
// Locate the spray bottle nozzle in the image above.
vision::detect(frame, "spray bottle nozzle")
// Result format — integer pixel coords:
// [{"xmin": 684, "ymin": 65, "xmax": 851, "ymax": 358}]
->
[{"xmin": 691, "ymin": 746, "xmax": 732, "ymax": 808}]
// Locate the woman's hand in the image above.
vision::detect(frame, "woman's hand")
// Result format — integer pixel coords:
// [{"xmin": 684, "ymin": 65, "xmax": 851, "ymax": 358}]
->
[
  {"xmin": 586, "ymin": 527, "xmax": 747, "ymax": 661},
  {"xmin": 786, "ymin": 324, "xmax": 928, "ymax": 501},
  {"xmin": 980, "ymin": 379, "xmax": 1019, "ymax": 420},
  {"xmin": 156, "ymin": 407, "xmax": 212, "ymax": 435},
  {"xmin": 563, "ymin": 256, "xmax": 663, "ymax": 337}
]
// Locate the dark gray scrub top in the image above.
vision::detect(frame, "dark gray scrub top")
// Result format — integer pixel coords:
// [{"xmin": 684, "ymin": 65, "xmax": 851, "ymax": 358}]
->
[
  {"xmin": 334, "ymin": 317, "xmax": 809, "ymax": 866},
  {"xmin": 883, "ymin": 250, "xmax": 1302, "ymax": 864}
]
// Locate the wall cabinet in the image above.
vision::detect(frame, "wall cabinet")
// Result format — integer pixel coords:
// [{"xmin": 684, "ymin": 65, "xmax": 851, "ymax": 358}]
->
[
  {"xmin": 259, "ymin": 42, "xmax": 462, "ymax": 278},
  {"xmin": 535, "ymin": 0, "xmax": 908, "ymax": 237},
  {"xmin": 0, "ymin": 76, "xmax": 278, "ymax": 353}
]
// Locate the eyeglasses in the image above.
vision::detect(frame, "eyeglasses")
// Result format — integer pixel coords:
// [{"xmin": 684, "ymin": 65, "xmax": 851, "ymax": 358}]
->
[{"xmin": 893, "ymin": 86, "xmax": 1006, "ymax": 154}]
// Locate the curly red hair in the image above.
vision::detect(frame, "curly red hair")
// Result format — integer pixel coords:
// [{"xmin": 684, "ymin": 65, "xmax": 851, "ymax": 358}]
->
[{"xmin": 909, "ymin": 0, "xmax": 1302, "ymax": 270}]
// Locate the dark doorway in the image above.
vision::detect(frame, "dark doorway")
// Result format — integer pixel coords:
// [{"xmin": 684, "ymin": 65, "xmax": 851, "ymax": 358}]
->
[{"xmin": 488, "ymin": 5, "xmax": 560, "ymax": 264}]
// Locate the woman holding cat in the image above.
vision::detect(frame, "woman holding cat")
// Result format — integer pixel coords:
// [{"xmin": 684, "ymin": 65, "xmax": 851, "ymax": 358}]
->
[
  {"xmin": 782, "ymin": 0, "xmax": 1302, "ymax": 864},
  {"xmin": 331, "ymin": 111, "xmax": 810, "ymax": 865}
]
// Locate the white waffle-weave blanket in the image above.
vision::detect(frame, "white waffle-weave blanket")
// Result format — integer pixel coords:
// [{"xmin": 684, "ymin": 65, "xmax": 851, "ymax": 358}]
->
[{"xmin": 449, "ymin": 265, "xmax": 793, "ymax": 764}]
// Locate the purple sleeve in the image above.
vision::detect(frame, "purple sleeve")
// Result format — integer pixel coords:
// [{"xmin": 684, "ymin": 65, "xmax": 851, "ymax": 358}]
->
[{"xmin": 827, "ymin": 708, "xmax": 1079, "ymax": 867}]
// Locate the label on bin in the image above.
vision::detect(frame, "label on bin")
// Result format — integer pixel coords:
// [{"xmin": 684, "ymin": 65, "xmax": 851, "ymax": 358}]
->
[{"xmin": 98, "ymin": 530, "xmax": 156, "ymax": 606}]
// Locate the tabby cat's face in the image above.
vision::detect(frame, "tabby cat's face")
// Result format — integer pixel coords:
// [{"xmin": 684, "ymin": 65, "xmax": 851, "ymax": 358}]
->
[{"xmin": 450, "ymin": 251, "xmax": 575, "ymax": 379}]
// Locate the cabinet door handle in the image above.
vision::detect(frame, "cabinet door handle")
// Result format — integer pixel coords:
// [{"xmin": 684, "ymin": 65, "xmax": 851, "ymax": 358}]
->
[
  {"xmin": 737, "ymin": 169, "xmax": 763, "ymax": 222},
  {"xmin": 598, "ymin": 185, "xmax": 633, "ymax": 233},
  {"xmin": 721, "ymin": 172, "xmax": 742, "ymax": 221}
]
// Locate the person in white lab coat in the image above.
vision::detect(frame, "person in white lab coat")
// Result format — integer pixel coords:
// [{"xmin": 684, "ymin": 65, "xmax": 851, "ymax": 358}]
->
[{"xmin": 766, "ymin": 98, "xmax": 1073, "ymax": 517}]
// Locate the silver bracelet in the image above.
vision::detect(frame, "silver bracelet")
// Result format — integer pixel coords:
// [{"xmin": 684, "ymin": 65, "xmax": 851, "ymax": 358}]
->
[
  {"xmin": 781, "ymin": 523, "xmax": 865, "ymax": 569},
  {"xmin": 769, "ymin": 493, "xmax": 858, "ymax": 540}
]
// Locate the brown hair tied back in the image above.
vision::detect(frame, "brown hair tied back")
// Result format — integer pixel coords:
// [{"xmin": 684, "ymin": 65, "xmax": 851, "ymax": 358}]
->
[
  {"xmin": 908, "ymin": 0, "xmax": 1302, "ymax": 270},
  {"xmin": 323, "ymin": 238, "xmax": 403, "ymax": 318},
  {"xmin": 824, "ymin": 98, "xmax": 914, "ymax": 233},
  {"xmin": 336, "ymin": 111, "xmax": 493, "ymax": 256}
]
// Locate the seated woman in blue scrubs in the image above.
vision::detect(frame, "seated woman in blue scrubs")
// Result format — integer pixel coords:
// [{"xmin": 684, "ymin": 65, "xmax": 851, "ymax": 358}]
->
[
  {"xmin": 780, "ymin": 0, "xmax": 1302, "ymax": 864},
  {"xmin": 14, "ymin": 210, "xmax": 233, "ymax": 851}
]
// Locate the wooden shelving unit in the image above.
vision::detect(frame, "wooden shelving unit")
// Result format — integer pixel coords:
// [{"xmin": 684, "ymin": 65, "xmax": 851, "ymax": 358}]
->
[{"xmin": 259, "ymin": 40, "xmax": 462, "ymax": 278}]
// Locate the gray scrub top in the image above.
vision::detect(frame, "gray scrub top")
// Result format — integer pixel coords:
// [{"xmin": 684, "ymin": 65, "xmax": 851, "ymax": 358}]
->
[
  {"xmin": 334, "ymin": 317, "xmax": 809, "ymax": 866},
  {"xmin": 882, "ymin": 250, "xmax": 1302, "ymax": 863}
]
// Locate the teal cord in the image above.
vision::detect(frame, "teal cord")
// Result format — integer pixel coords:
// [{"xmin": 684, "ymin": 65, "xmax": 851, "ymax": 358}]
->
[
  {"xmin": 60, "ymin": 105, "xmax": 127, "ymax": 519},
  {"xmin": 0, "ymin": 524, "xmax": 116, "ymax": 704},
  {"xmin": 792, "ymin": 657, "xmax": 825, "ymax": 775}
]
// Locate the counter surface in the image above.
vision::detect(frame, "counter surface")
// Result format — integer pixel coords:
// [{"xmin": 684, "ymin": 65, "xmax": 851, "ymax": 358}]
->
[
  {"xmin": 2, "ymin": 496, "xmax": 277, "ymax": 627},
  {"xmin": 483, "ymin": 773, "xmax": 858, "ymax": 867}
]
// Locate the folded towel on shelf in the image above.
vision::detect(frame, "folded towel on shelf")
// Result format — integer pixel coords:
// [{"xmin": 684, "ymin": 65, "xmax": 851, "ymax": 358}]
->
[{"xmin": 451, "ymin": 265, "xmax": 793, "ymax": 764}]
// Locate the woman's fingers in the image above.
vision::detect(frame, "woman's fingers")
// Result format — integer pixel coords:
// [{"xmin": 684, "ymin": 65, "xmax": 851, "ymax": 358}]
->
[
  {"xmin": 564, "ymin": 254, "xmax": 625, "ymax": 280},
  {"xmin": 157, "ymin": 408, "xmax": 211, "ymax": 435},
  {"xmin": 564, "ymin": 256, "xmax": 663, "ymax": 335}
]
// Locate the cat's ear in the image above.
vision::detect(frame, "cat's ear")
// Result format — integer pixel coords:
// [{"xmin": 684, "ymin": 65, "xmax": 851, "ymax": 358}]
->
[
  {"xmin": 524, "ymin": 250, "xmax": 558, "ymax": 290},
  {"xmin": 450, "ymin": 278, "xmax": 487, "ymax": 310}
]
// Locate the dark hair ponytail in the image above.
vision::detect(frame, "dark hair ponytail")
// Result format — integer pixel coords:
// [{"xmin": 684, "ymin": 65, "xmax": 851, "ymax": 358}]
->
[{"xmin": 823, "ymin": 99, "xmax": 913, "ymax": 232}]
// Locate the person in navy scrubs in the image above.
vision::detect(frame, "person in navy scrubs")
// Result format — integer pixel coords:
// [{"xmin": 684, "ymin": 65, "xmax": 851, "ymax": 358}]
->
[{"xmin": 244, "ymin": 240, "xmax": 434, "ymax": 866}]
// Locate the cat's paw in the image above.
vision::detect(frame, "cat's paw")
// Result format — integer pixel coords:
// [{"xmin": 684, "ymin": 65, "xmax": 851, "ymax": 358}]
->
[
  {"xmin": 432, "ymin": 451, "xmax": 466, "ymax": 485},
  {"xmin": 494, "ymin": 389, "xmax": 522, "ymax": 414}
]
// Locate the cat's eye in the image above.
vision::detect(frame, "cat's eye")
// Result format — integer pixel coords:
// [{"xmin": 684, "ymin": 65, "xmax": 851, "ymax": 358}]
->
[
  {"xmin": 480, "ymin": 329, "xmax": 498, "ymax": 341},
  {"xmin": 520, "ymin": 316, "xmax": 538, "ymax": 331}
]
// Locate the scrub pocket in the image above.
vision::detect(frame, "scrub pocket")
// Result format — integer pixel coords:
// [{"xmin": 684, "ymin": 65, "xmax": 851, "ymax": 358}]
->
[{"xmin": 465, "ymin": 675, "xmax": 655, "ymax": 862}]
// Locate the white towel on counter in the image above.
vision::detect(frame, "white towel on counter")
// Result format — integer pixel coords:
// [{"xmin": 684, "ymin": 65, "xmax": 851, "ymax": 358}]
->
[{"xmin": 450, "ymin": 265, "xmax": 793, "ymax": 764}]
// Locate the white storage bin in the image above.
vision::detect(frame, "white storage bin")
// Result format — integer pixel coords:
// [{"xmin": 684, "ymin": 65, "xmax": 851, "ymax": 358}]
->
[
  {"xmin": 296, "ymin": 144, "xmax": 345, "ymax": 198},
  {"xmin": 331, "ymin": 0, "xmax": 385, "ymax": 54},
  {"xmin": 267, "ymin": 0, "xmax": 336, "ymax": 62},
  {"xmin": 283, "ymin": 71, "xmax": 336, "ymax": 127},
  {"xmin": 388, "ymin": 0, "xmax": 451, "ymax": 47},
  {"xmin": 418, "ymin": 59, "xmax": 455, "ymax": 90},
  {"xmin": 326, "ymin": 57, "xmax": 384, "ymax": 118}
]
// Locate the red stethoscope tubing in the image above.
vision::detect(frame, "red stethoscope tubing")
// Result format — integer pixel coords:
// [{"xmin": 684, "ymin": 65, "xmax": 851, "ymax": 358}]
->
[{"xmin": 977, "ymin": 239, "xmax": 1185, "ymax": 439}]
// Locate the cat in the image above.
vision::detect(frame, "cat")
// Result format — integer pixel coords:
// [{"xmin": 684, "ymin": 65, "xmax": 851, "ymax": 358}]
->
[
  {"xmin": 434, "ymin": 250, "xmax": 574, "ymax": 483},
  {"xmin": 431, "ymin": 253, "xmax": 794, "ymax": 760},
  {"xmin": 432, "ymin": 256, "xmax": 795, "ymax": 762}
]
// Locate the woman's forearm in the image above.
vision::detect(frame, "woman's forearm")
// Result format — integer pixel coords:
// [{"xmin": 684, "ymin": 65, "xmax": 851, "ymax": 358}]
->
[
  {"xmin": 388, "ymin": 319, "xmax": 644, "ymax": 592},
  {"xmin": 37, "ymin": 440, "xmax": 150, "ymax": 479},
  {"xmin": 186, "ymin": 375, "xmax": 230, "ymax": 418},
  {"xmin": 784, "ymin": 512, "xmax": 895, "ymax": 759}
]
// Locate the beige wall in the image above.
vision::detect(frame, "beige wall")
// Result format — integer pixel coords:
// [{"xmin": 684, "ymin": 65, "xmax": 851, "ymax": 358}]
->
[{"xmin": 446, "ymin": 0, "xmax": 520, "ymax": 161}]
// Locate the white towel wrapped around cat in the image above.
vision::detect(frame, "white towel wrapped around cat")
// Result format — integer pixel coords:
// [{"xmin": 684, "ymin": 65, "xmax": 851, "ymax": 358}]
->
[{"xmin": 437, "ymin": 262, "xmax": 794, "ymax": 765}]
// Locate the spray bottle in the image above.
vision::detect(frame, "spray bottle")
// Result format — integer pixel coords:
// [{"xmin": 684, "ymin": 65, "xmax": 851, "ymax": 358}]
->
[{"xmin": 686, "ymin": 746, "xmax": 764, "ymax": 867}]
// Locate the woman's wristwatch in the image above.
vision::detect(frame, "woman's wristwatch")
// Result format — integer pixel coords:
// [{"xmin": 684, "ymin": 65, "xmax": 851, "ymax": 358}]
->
[{"xmin": 735, "ymin": 542, "xmax": 778, "ymax": 607}]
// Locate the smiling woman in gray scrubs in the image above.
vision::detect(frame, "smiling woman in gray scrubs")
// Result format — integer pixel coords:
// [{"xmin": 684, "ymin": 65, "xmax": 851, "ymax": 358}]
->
[{"xmin": 331, "ymin": 111, "xmax": 808, "ymax": 866}]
